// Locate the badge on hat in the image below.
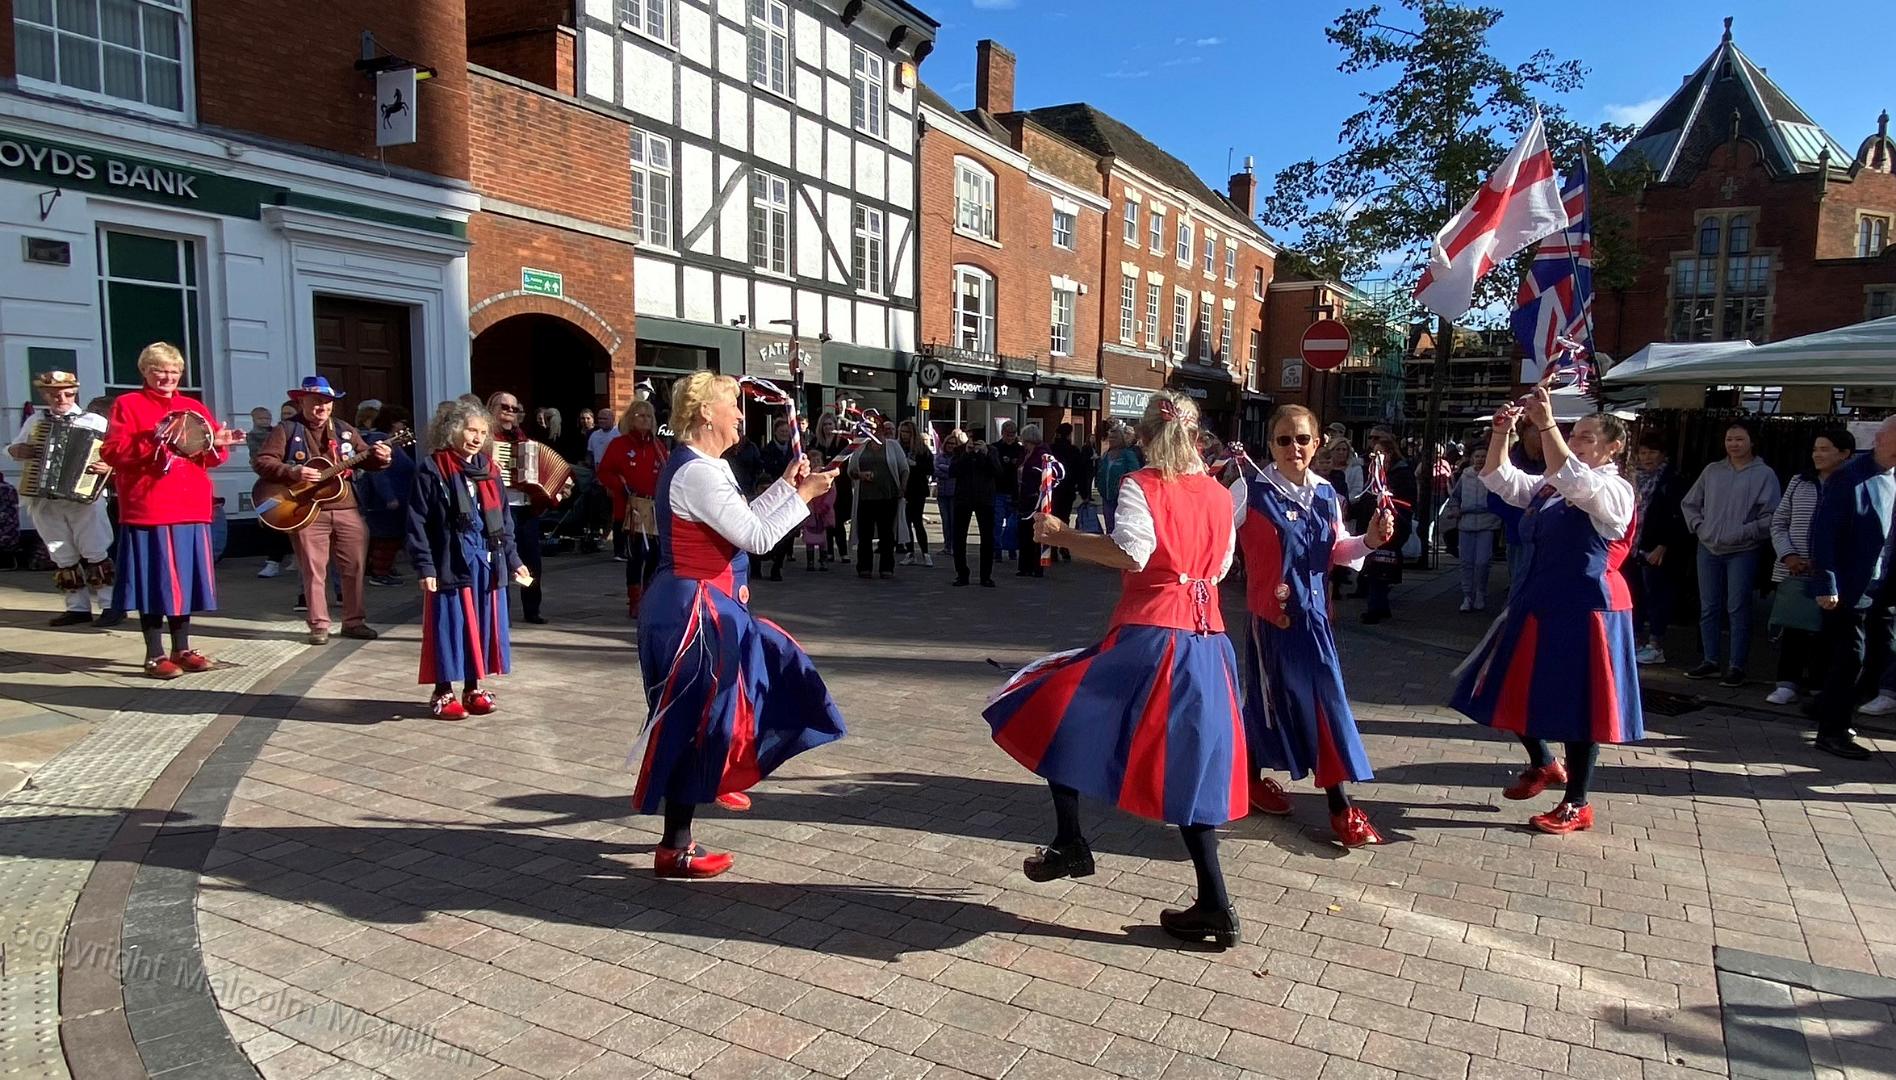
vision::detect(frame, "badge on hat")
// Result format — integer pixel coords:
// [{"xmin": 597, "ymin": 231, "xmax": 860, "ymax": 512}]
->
[{"xmin": 33, "ymin": 370, "xmax": 79, "ymax": 391}]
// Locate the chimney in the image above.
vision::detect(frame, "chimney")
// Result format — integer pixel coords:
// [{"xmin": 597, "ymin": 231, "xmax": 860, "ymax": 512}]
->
[
  {"xmin": 1228, "ymin": 155, "xmax": 1258, "ymax": 217},
  {"xmin": 975, "ymin": 39, "xmax": 1016, "ymax": 115}
]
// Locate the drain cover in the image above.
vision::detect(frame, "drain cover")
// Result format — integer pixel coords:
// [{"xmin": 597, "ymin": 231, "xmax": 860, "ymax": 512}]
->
[{"xmin": 1641, "ymin": 688, "xmax": 1703, "ymax": 716}]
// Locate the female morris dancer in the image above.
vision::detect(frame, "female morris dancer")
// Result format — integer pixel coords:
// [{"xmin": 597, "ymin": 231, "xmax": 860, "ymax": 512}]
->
[
  {"xmin": 1450, "ymin": 388, "xmax": 1643, "ymax": 834},
  {"xmin": 986, "ymin": 391, "xmax": 1248, "ymax": 948},
  {"xmin": 1235, "ymin": 404, "xmax": 1395, "ymax": 846},
  {"xmin": 632, "ymin": 372, "xmax": 843, "ymax": 878}
]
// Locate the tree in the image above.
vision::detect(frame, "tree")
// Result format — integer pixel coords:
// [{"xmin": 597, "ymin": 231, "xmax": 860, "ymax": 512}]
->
[{"xmin": 1262, "ymin": 0, "xmax": 1635, "ymax": 316}]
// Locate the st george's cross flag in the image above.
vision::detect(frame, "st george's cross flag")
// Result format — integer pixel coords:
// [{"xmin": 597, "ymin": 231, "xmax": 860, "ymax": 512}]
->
[
  {"xmin": 1511, "ymin": 159, "xmax": 1595, "ymax": 382},
  {"xmin": 1412, "ymin": 114, "xmax": 1570, "ymax": 322}
]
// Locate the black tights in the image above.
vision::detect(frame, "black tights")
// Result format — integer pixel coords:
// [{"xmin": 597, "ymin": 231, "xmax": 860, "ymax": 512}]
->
[
  {"xmin": 432, "ymin": 678, "xmax": 481, "ymax": 697},
  {"xmin": 139, "ymin": 613, "xmax": 189, "ymax": 660},
  {"xmin": 1520, "ymin": 737, "xmax": 1601, "ymax": 805},
  {"xmin": 661, "ymin": 800, "xmax": 696, "ymax": 849},
  {"xmin": 1047, "ymin": 783, "xmax": 1230, "ymax": 912}
]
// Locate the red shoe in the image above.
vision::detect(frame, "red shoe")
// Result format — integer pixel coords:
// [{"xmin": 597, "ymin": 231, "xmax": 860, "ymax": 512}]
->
[
  {"xmin": 431, "ymin": 692, "xmax": 467, "ymax": 721},
  {"xmin": 654, "ymin": 843, "xmax": 733, "ymax": 879},
  {"xmin": 463, "ymin": 689, "xmax": 497, "ymax": 716},
  {"xmin": 1530, "ymin": 802, "xmax": 1594, "ymax": 835},
  {"xmin": 1249, "ymin": 776, "xmax": 1294, "ymax": 816},
  {"xmin": 1330, "ymin": 807, "xmax": 1384, "ymax": 847},
  {"xmin": 714, "ymin": 791, "xmax": 752, "ymax": 811},
  {"xmin": 627, "ymin": 585, "xmax": 642, "ymax": 620},
  {"xmin": 1502, "ymin": 760, "xmax": 1568, "ymax": 801},
  {"xmin": 144, "ymin": 656, "xmax": 183, "ymax": 680},
  {"xmin": 170, "ymin": 649, "xmax": 213, "ymax": 673}
]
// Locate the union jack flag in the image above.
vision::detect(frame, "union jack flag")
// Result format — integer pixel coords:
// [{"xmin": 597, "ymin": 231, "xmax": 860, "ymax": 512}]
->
[{"xmin": 1511, "ymin": 159, "xmax": 1594, "ymax": 382}]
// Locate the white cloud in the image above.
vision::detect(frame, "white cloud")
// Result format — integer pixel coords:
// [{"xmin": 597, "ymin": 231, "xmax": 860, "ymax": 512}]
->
[
  {"xmin": 1160, "ymin": 56, "xmax": 1203, "ymax": 68},
  {"xmin": 970, "ymin": 0, "xmax": 1019, "ymax": 9},
  {"xmin": 1194, "ymin": 36, "xmax": 1223, "ymax": 46},
  {"xmin": 1102, "ymin": 67, "xmax": 1151, "ymax": 80},
  {"xmin": 1603, "ymin": 96, "xmax": 1666, "ymax": 128}
]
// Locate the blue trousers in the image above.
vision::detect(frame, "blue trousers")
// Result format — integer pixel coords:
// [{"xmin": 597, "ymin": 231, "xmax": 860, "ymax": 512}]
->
[
  {"xmin": 1459, "ymin": 529, "xmax": 1496, "ymax": 606},
  {"xmin": 1634, "ymin": 556, "xmax": 1673, "ymax": 645},
  {"xmin": 1697, "ymin": 547, "xmax": 1761, "ymax": 669}
]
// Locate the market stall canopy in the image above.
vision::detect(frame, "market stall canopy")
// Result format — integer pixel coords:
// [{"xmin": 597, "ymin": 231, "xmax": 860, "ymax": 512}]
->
[
  {"xmin": 1550, "ymin": 384, "xmax": 1641, "ymax": 422},
  {"xmin": 1626, "ymin": 316, "xmax": 1896, "ymax": 386},
  {"xmin": 1601, "ymin": 340, "xmax": 1757, "ymax": 385}
]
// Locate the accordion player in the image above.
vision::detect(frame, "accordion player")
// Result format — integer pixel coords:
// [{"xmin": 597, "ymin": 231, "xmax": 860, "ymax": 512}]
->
[
  {"xmin": 7, "ymin": 371, "xmax": 115, "ymax": 625},
  {"xmin": 491, "ymin": 437, "xmax": 574, "ymax": 515}
]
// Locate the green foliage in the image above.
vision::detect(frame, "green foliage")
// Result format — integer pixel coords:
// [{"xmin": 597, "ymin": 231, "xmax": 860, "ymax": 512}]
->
[{"xmin": 1261, "ymin": 0, "xmax": 1637, "ymax": 315}]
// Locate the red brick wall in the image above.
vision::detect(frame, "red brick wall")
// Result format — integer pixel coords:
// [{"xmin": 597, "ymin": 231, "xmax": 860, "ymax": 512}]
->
[
  {"xmin": 470, "ymin": 28, "xmax": 576, "ymax": 95},
  {"xmin": 0, "ymin": 0, "xmax": 14, "ymax": 81},
  {"xmin": 468, "ymin": 212, "xmax": 636, "ymax": 404},
  {"xmin": 467, "ymin": 0, "xmax": 571, "ymax": 41},
  {"xmin": 919, "ymin": 125, "xmax": 1058, "ymax": 363},
  {"xmin": 469, "ymin": 72, "xmax": 630, "ymax": 228},
  {"xmin": 1595, "ymin": 141, "xmax": 1896, "ymax": 359},
  {"xmin": 193, "ymin": 1, "xmax": 469, "ymax": 181}
]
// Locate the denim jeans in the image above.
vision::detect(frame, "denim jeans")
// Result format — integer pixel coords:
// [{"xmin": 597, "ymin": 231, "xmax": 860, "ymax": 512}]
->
[
  {"xmin": 1697, "ymin": 546, "xmax": 1762, "ymax": 669},
  {"xmin": 1459, "ymin": 529, "xmax": 1495, "ymax": 606},
  {"xmin": 937, "ymin": 493, "xmax": 956, "ymax": 557},
  {"xmin": 994, "ymin": 494, "xmax": 1018, "ymax": 555},
  {"xmin": 1634, "ymin": 557, "xmax": 1673, "ymax": 645}
]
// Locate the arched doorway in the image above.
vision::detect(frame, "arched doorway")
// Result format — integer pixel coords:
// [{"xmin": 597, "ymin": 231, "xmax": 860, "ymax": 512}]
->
[{"xmin": 470, "ymin": 313, "xmax": 612, "ymax": 445}]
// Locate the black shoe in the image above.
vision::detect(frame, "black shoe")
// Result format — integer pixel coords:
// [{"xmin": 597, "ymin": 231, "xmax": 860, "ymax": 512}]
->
[
  {"xmin": 93, "ymin": 610, "xmax": 125, "ymax": 628},
  {"xmin": 294, "ymin": 596, "xmax": 308, "ymax": 612},
  {"xmin": 49, "ymin": 611, "xmax": 94, "ymax": 627},
  {"xmin": 1719, "ymin": 667, "xmax": 1746, "ymax": 688},
  {"xmin": 769, "ymin": 569, "xmax": 783, "ymax": 582},
  {"xmin": 1683, "ymin": 662, "xmax": 1721, "ymax": 680},
  {"xmin": 878, "ymin": 572, "xmax": 894, "ymax": 580},
  {"xmin": 1814, "ymin": 735, "xmax": 1873, "ymax": 761},
  {"xmin": 858, "ymin": 571, "xmax": 873, "ymax": 579},
  {"xmin": 1360, "ymin": 611, "xmax": 1389, "ymax": 625},
  {"xmin": 1023, "ymin": 841, "xmax": 1095, "ymax": 883},
  {"xmin": 981, "ymin": 579, "xmax": 996, "ymax": 588},
  {"xmin": 1159, "ymin": 903, "xmax": 1241, "ymax": 949},
  {"xmin": 524, "ymin": 614, "xmax": 548, "ymax": 625},
  {"xmin": 953, "ymin": 578, "xmax": 970, "ymax": 587}
]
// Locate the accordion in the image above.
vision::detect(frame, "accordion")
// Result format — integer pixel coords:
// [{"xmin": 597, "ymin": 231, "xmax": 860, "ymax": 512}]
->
[
  {"xmin": 20, "ymin": 412, "xmax": 110, "ymax": 503},
  {"xmin": 492, "ymin": 439, "xmax": 573, "ymax": 514}
]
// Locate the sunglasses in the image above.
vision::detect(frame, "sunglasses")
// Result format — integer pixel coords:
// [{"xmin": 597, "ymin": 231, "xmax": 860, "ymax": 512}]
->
[
  {"xmin": 496, "ymin": 404, "xmax": 521, "ymax": 412},
  {"xmin": 1273, "ymin": 433, "xmax": 1315, "ymax": 448}
]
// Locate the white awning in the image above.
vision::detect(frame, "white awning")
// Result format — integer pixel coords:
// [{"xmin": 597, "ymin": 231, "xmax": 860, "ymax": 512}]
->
[
  {"xmin": 1626, "ymin": 316, "xmax": 1896, "ymax": 386},
  {"xmin": 1600, "ymin": 340, "xmax": 1757, "ymax": 384}
]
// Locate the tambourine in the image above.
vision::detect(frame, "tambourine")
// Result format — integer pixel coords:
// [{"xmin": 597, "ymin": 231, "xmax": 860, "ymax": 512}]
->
[{"xmin": 155, "ymin": 411, "xmax": 238, "ymax": 457}]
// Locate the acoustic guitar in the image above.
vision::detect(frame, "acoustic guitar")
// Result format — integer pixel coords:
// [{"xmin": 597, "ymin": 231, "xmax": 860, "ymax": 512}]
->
[{"xmin": 252, "ymin": 430, "xmax": 416, "ymax": 533}]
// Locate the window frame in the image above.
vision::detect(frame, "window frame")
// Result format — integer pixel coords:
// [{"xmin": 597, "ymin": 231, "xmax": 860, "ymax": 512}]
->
[
  {"xmin": 1122, "ymin": 199, "xmax": 1139, "ymax": 245},
  {"xmin": 850, "ymin": 44, "xmax": 885, "ymax": 139},
  {"xmin": 1144, "ymin": 282, "xmax": 1162, "ymax": 350},
  {"xmin": 747, "ymin": 0, "xmax": 790, "ymax": 98},
  {"xmin": 1667, "ymin": 208, "xmax": 1774, "ymax": 345},
  {"xmin": 618, "ymin": 0, "xmax": 671, "ymax": 46},
  {"xmin": 852, "ymin": 205, "xmax": 885, "ymax": 294},
  {"xmin": 98, "ymin": 227, "xmax": 204, "ymax": 392},
  {"xmin": 749, "ymin": 168, "xmax": 791, "ymax": 276},
  {"xmin": 1051, "ymin": 207, "xmax": 1076, "ymax": 251},
  {"xmin": 1859, "ymin": 213, "xmax": 1891, "ymax": 259},
  {"xmin": 1252, "ymin": 266, "xmax": 1265, "ymax": 299},
  {"xmin": 1197, "ymin": 297, "xmax": 1213, "ymax": 361},
  {"xmin": 1118, "ymin": 274, "xmax": 1137, "ymax": 345},
  {"xmin": 953, "ymin": 264, "xmax": 997, "ymax": 355},
  {"xmin": 1176, "ymin": 219, "xmax": 1193, "ymax": 266},
  {"xmin": 630, "ymin": 129, "xmax": 675, "ymax": 250},
  {"xmin": 13, "ymin": 0, "xmax": 195, "ymax": 120},
  {"xmin": 953, "ymin": 157, "xmax": 997, "ymax": 242},
  {"xmin": 1218, "ymin": 309, "xmax": 1233, "ymax": 364},
  {"xmin": 1202, "ymin": 232, "xmax": 1216, "ymax": 276},
  {"xmin": 1867, "ymin": 287, "xmax": 1895, "ymax": 320},
  {"xmin": 1149, "ymin": 206, "xmax": 1166, "ymax": 255},
  {"xmin": 1049, "ymin": 284, "xmax": 1076, "ymax": 357},
  {"xmin": 1224, "ymin": 242, "xmax": 1238, "ymax": 284},
  {"xmin": 1171, "ymin": 287, "xmax": 1190, "ymax": 359}
]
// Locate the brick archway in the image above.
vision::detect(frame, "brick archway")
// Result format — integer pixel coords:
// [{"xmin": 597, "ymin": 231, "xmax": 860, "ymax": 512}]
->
[{"xmin": 468, "ymin": 291, "xmax": 624, "ymax": 357}]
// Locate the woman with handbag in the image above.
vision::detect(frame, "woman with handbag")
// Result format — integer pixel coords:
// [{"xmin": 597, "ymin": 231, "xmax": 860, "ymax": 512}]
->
[
  {"xmin": 1765, "ymin": 428, "xmax": 1854, "ymax": 706},
  {"xmin": 596, "ymin": 399, "xmax": 668, "ymax": 618}
]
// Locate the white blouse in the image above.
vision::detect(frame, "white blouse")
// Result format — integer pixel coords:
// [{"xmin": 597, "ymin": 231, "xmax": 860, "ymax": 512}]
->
[
  {"xmin": 1484, "ymin": 456, "xmax": 1634, "ymax": 540},
  {"xmin": 669, "ymin": 446, "xmax": 808, "ymax": 554},
  {"xmin": 1110, "ymin": 470, "xmax": 1237, "ymax": 581},
  {"xmin": 1228, "ymin": 464, "xmax": 1372, "ymax": 572}
]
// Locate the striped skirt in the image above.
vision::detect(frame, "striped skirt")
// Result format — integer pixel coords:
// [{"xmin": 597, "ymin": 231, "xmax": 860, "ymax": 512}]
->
[
  {"xmin": 112, "ymin": 523, "xmax": 217, "ymax": 616},
  {"xmin": 419, "ymin": 532, "xmax": 510, "ymax": 685}
]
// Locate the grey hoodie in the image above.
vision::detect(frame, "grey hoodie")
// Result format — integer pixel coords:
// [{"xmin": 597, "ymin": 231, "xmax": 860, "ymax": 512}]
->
[{"xmin": 1681, "ymin": 457, "xmax": 1782, "ymax": 555}]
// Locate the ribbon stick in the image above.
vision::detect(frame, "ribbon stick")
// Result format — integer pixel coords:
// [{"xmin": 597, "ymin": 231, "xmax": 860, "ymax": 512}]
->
[
  {"xmin": 1519, "ymin": 335, "xmax": 1593, "ymax": 403},
  {"xmin": 1366, "ymin": 449, "xmax": 1410, "ymax": 512},
  {"xmin": 1036, "ymin": 456, "xmax": 1066, "ymax": 568},
  {"xmin": 738, "ymin": 375, "xmax": 801, "ymax": 460},
  {"xmin": 1211, "ymin": 441, "xmax": 1264, "ymax": 480}
]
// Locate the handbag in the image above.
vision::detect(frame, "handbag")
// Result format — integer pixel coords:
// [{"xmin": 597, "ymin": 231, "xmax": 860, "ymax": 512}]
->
[
  {"xmin": 1077, "ymin": 501, "xmax": 1102, "ymax": 534},
  {"xmin": 1768, "ymin": 579, "xmax": 1824, "ymax": 633}
]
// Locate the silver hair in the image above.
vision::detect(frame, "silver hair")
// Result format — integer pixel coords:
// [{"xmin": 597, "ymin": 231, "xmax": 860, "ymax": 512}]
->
[
  {"xmin": 430, "ymin": 398, "xmax": 494, "ymax": 452},
  {"xmin": 1019, "ymin": 423, "xmax": 1043, "ymax": 443}
]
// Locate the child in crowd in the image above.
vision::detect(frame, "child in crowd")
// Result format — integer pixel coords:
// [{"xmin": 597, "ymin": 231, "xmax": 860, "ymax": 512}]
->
[{"xmin": 803, "ymin": 451, "xmax": 836, "ymax": 571}]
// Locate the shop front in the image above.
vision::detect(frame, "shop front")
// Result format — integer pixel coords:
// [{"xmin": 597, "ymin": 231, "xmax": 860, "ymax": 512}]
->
[
  {"xmin": 921, "ymin": 364, "xmax": 1043, "ymax": 441},
  {"xmin": 1109, "ymin": 385, "xmax": 1154, "ymax": 422},
  {"xmin": 823, "ymin": 341, "xmax": 911, "ymax": 429},
  {"xmin": 0, "ymin": 121, "xmax": 472, "ymax": 519},
  {"xmin": 632, "ymin": 315, "xmax": 735, "ymax": 437},
  {"xmin": 1169, "ymin": 369, "xmax": 1240, "ymax": 439},
  {"xmin": 1028, "ymin": 378, "xmax": 1104, "ymax": 443},
  {"xmin": 1241, "ymin": 392, "xmax": 1275, "ymax": 446}
]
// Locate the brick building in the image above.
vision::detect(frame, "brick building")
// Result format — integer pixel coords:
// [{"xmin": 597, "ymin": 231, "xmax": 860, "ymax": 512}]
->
[
  {"xmin": 915, "ymin": 40, "xmax": 1108, "ymax": 440},
  {"xmin": 914, "ymin": 39, "xmax": 1277, "ymax": 443},
  {"xmin": 464, "ymin": 3, "xmax": 638, "ymax": 423},
  {"xmin": 1596, "ymin": 18, "xmax": 1896, "ymax": 409},
  {"xmin": 1, "ymin": 1, "xmax": 476, "ymax": 517}
]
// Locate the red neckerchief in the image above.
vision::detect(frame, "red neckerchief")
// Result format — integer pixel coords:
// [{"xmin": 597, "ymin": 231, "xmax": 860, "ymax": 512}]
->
[{"xmin": 434, "ymin": 450, "xmax": 503, "ymax": 512}]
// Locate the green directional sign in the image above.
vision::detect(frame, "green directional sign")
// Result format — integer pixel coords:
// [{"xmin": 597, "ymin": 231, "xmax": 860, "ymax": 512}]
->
[{"xmin": 521, "ymin": 268, "xmax": 563, "ymax": 297}]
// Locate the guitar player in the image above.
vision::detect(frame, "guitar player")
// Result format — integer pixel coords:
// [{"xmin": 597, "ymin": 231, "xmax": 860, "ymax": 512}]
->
[{"xmin": 252, "ymin": 376, "xmax": 392, "ymax": 645}]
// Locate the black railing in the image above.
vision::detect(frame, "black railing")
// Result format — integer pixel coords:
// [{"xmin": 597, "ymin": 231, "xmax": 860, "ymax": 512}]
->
[{"xmin": 919, "ymin": 341, "xmax": 1039, "ymax": 377}]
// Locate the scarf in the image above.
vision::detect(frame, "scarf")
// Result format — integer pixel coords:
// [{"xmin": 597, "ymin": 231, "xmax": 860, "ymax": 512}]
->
[{"xmin": 434, "ymin": 450, "xmax": 506, "ymax": 542}]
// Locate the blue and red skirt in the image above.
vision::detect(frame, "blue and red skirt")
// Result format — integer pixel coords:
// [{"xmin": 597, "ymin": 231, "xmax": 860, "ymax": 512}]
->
[
  {"xmin": 1243, "ymin": 614, "xmax": 1373, "ymax": 787},
  {"xmin": 419, "ymin": 530, "xmax": 510, "ymax": 685},
  {"xmin": 1450, "ymin": 605, "xmax": 1644, "ymax": 744},
  {"xmin": 630, "ymin": 572, "xmax": 846, "ymax": 813},
  {"xmin": 112, "ymin": 523, "xmax": 217, "ymax": 616},
  {"xmin": 984, "ymin": 625, "xmax": 1248, "ymax": 827}
]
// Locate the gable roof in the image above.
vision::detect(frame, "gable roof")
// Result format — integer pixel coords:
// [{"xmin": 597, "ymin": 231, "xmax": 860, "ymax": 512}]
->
[
  {"xmin": 1021, "ymin": 102, "xmax": 1275, "ymax": 245},
  {"xmin": 1610, "ymin": 20, "xmax": 1851, "ymax": 183},
  {"xmin": 917, "ymin": 82, "xmax": 1017, "ymax": 146}
]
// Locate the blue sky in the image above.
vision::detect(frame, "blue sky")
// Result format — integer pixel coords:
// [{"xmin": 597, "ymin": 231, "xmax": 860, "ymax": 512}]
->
[{"xmin": 926, "ymin": 0, "xmax": 1890, "ymax": 239}]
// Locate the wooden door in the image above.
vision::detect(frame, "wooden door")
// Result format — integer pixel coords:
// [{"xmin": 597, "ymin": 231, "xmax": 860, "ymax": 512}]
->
[{"xmin": 312, "ymin": 297, "xmax": 412, "ymax": 413}]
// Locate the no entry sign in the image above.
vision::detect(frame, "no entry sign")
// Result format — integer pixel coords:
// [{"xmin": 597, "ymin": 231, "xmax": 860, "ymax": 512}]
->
[{"xmin": 1300, "ymin": 320, "xmax": 1352, "ymax": 371}]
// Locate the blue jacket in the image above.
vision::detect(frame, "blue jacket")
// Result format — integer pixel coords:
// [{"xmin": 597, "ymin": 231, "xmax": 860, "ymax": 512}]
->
[
  {"xmin": 1809, "ymin": 452, "xmax": 1895, "ymax": 609},
  {"xmin": 407, "ymin": 453, "xmax": 523, "ymax": 590},
  {"xmin": 355, "ymin": 433, "xmax": 415, "ymax": 537}
]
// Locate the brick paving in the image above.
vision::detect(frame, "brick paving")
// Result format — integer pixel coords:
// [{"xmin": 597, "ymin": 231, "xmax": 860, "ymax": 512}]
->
[{"xmin": 6, "ymin": 544, "xmax": 1896, "ymax": 1078}]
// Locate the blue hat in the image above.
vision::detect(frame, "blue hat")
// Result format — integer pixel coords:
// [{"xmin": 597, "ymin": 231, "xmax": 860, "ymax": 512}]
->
[{"xmin": 289, "ymin": 376, "xmax": 345, "ymax": 400}]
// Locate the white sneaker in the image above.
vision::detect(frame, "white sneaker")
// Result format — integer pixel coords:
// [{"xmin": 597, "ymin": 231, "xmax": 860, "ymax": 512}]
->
[
  {"xmin": 900, "ymin": 552, "xmax": 916, "ymax": 566},
  {"xmin": 1635, "ymin": 645, "xmax": 1665, "ymax": 665},
  {"xmin": 923, "ymin": 553, "xmax": 934, "ymax": 568},
  {"xmin": 257, "ymin": 561, "xmax": 281, "ymax": 579},
  {"xmin": 1859, "ymin": 693, "xmax": 1896, "ymax": 717},
  {"xmin": 1764, "ymin": 686, "xmax": 1799, "ymax": 706}
]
